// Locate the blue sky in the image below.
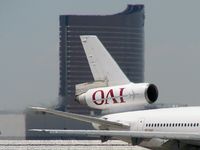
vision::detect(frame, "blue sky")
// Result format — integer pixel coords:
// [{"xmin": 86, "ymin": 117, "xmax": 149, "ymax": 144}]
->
[{"xmin": 0, "ymin": 0, "xmax": 200, "ymax": 110}]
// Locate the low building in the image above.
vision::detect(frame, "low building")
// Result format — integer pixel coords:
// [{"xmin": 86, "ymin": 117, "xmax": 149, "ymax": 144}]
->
[{"xmin": 0, "ymin": 112, "xmax": 25, "ymax": 140}]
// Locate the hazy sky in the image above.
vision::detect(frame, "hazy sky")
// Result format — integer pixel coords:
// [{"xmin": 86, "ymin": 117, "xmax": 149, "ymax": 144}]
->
[{"xmin": 0, "ymin": 0, "xmax": 200, "ymax": 111}]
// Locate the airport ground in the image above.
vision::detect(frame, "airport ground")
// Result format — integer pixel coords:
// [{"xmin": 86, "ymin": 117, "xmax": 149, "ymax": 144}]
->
[{"xmin": 0, "ymin": 140, "xmax": 149, "ymax": 150}]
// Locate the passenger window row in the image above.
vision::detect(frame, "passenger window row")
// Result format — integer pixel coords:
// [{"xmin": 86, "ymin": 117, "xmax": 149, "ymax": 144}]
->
[{"xmin": 146, "ymin": 123, "xmax": 199, "ymax": 127}]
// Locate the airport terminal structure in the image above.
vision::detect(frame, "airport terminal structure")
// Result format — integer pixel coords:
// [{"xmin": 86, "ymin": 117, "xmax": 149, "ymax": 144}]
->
[{"xmin": 0, "ymin": 4, "xmax": 145, "ymax": 139}]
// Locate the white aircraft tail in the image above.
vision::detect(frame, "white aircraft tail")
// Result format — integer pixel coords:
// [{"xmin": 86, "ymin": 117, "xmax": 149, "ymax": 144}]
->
[{"xmin": 80, "ymin": 35, "xmax": 130, "ymax": 86}]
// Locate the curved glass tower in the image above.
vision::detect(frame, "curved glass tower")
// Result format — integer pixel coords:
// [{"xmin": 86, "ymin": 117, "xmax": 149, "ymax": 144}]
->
[{"xmin": 59, "ymin": 5, "xmax": 145, "ymax": 113}]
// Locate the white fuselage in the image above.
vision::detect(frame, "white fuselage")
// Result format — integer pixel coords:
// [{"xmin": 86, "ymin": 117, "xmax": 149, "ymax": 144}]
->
[
  {"xmin": 103, "ymin": 106, "xmax": 200, "ymax": 132},
  {"xmin": 101, "ymin": 106, "xmax": 200, "ymax": 146}
]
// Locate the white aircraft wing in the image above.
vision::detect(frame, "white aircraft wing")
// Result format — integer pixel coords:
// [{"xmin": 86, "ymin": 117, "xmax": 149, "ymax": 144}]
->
[
  {"xmin": 30, "ymin": 107, "xmax": 200, "ymax": 147},
  {"xmin": 30, "ymin": 107, "xmax": 129, "ymax": 130},
  {"xmin": 80, "ymin": 35, "xmax": 130, "ymax": 86},
  {"xmin": 30, "ymin": 129, "xmax": 200, "ymax": 141}
]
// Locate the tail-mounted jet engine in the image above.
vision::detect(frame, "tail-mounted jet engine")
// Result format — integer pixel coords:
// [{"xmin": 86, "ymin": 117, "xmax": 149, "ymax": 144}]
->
[{"xmin": 75, "ymin": 82, "xmax": 158, "ymax": 110}]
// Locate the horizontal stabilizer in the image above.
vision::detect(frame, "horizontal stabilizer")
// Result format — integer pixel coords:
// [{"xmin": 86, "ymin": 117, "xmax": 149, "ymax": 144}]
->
[
  {"xmin": 30, "ymin": 107, "xmax": 129, "ymax": 130},
  {"xmin": 75, "ymin": 80, "xmax": 108, "ymax": 96}
]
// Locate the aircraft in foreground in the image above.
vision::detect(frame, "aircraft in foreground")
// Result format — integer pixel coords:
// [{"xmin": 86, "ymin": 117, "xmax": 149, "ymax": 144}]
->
[{"xmin": 31, "ymin": 36, "xmax": 200, "ymax": 149}]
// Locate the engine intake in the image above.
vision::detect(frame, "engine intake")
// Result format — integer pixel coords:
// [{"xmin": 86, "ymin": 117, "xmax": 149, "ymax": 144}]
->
[{"xmin": 145, "ymin": 84, "xmax": 158, "ymax": 104}]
